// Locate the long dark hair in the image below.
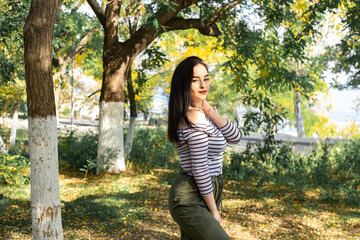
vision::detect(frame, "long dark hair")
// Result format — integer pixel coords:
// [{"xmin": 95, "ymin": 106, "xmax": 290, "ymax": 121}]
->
[{"xmin": 167, "ymin": 56, "xmax": 208, "ymax": 142}]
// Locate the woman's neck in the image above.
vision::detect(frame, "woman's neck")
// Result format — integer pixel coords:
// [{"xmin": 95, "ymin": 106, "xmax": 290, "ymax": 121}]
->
[{"xmin": 192, "ymin": 100, "xmax": 202, "ymax": 109}]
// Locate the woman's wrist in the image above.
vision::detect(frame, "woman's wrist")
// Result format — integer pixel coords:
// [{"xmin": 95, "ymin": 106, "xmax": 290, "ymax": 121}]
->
[
  {"xmin": 204, "ymin": 107, "xmax": 213, "ymax": 116},
  {"xmin": 205, "ymin": 107, "xmax": 216, "ymax": 119}
]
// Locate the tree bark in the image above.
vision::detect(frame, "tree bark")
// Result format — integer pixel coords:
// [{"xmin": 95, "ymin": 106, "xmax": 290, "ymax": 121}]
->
[
  {"xmin": 24, "ymin": 0, "xmax": 63, "ymax": 239},
  {"xmin": 9, "ymin": 101, "xmax": 20, "ymax": 145},
  {"xmin": 294, "ymin": 90, "xmax": 306, "ymax": 138}
]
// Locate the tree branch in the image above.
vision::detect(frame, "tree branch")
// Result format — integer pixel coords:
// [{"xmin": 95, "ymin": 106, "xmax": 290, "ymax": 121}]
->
[
  {"xmin": 164, "ymin": 18, "xmax": 221, "ymax": 36},
  {"xmin": 104, "ymin": 0, "xmax": 122, "ymax": 45},
  {"xmin": 88, "ymin": 89, "xmax": 101, "ymax": 98},
  {"xmin": 53, "ymin": 27, "xmax": 99, "ymax": 80},
  {"xmin": 86, "ymin": 0, "xmax": 106, "ymax": 27},
  {"xmin": 122, "ymin": 0, "xmax": 201, "ymax": 58},
  {"xmin": 66, "ymin": 27, "xmax": 99, "ymax": 61},
  {"xmin": 131, "ymin": 0, "xmax": 144, "ymax": 35},
  {"xmin": 157, "ymin": 0, "xmax": 201, "ymax": 25},
  {"xmin": 70, "ymin": 0, "xmax": 85, "ymax": 15},
  {"xmin": 210, "ymin": 1, "xmax": 239, "ymax": 23}
]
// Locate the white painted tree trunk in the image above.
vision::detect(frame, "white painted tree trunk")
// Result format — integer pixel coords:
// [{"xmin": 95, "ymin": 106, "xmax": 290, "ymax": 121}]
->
[
  {"xmin": 9, "ymin": 102, "xmax": 20, "ymax": 145},
  {"xmin": 125, "ymin": 116, "xmax": 136, "ymax": 159},
  {"xmin": 29, "ymin": 116, "xmax": 63, "ymax": 239},
  {"xmin": 0, "ymin": 134, "xmax": 7, "ymax": 153},
  {"xmin": 97, "ymin": 101, "xmax": 126, "ymax": 174},
  {"xmin": 294, "ymin": 90, "xmax": 306, "ymax": 138}
]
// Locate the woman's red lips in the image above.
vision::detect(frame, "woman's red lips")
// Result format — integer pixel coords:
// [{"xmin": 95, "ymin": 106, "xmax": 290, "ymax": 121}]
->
[{"xmin": 199, "ymin": 90, "xmax": 207, "ymax": 94}]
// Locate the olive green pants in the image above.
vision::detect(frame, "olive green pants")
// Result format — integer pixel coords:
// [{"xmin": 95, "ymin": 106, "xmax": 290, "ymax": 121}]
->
[{"xmin": 168, "ymin": 172, "xmax": 231, "ymax": 240}]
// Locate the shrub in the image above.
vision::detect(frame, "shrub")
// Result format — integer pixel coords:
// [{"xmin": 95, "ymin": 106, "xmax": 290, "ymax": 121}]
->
[
  {"xmin": 319, "ymin": 137, "xmax": 360, "ymax": 205},
  {"xmin": 129, "ymin": 126, "xmax": 179, "ymax": 171},
  {"xmin": 58, "ymin": 128, "xmax": 98, "ymax": 173},
  {"xmin": 0, "ymin": 153, "xmax": 30, "ymax": 185},
  {"xmin": 225, "ymin": 141, "xmax": 308, "ymax": 189},
  {"xmin": 226, "ymin": 137, "xmax": 360, "ymax": 206}
]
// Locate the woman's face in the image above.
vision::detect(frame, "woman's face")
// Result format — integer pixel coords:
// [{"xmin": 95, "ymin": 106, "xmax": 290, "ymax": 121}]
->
[{"xmin": 190, "ymin": 64, "xmax": 210, "ymax": 105}]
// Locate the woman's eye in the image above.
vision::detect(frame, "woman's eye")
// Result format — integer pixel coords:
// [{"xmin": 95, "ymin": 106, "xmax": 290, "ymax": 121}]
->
[
  {"xmin": 192, "ymin": 79, "xmax": 198, "ymax": 82},
  {"xmin": 204, "ymin": 78, "xmax": 210, "ymax": 81}
]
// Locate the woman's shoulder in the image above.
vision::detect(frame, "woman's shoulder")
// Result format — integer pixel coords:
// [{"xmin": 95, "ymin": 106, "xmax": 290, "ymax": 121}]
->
[{"xmin": 187, "ymin": 107, "xmax": 208, "ymax": 125}]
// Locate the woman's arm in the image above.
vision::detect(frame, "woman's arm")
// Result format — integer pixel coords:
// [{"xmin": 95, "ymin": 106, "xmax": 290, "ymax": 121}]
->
[
  {"xmin": 203, "ymin": 193, "xmax": 222, "ymax": 223},
  {"xmin": 202, "ymin": 100, "xmax": 241, "ymax": 144},
  {"xmin": 201, "ymin": 100, "xmax": 227, "ymax": 128},
  {"xmin": 186, "ymin": 110, "xmax": 222, "ymax": 222}
]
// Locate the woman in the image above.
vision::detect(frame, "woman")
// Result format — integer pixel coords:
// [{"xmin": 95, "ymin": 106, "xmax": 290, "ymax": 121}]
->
[{"xmin": 168, "ymin": 56, "xmax": 241, "ymax": 240}]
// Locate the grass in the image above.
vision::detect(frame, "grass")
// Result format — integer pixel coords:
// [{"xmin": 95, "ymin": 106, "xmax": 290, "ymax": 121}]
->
[{"xmin": 1, "ymin": 169, "xmax": 360, "ymax": 239}]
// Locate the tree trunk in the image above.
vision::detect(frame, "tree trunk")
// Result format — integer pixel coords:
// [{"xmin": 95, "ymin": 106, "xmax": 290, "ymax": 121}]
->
[
  {"xmin": 125, "ymin": 67, "xmax": 137, "ymax": 159},
  {"xmin": 70, "ymin": 64, "xmax": 75, "ymax": 131},
  {"xmin": 9, "ymin": 101, "xmax": 20, "ymax": 145},
  {"xmin": 96, "ymin": 50, "xmax": 131, "ymax": 174},
  {"xmin": 24, "ymin": 0, "xmax": 63, "ymax": 239},
  {"xmin": 97, "ymin": 100, "xmax": 126, "ymax": 174},
  {"xmin": 294, "ymin": 90, "xmax": 305, "ymax": 138},
  {"xmin": 125, "ymin": 116, "xmax": 136, "ymax": 159},
  {"xmin": 96, "ymin": 1, "xmax": 134, "ymax": 174},
  {"xmin": 0, "ymin": 134, "xmax": 7, "ymax": 154}
]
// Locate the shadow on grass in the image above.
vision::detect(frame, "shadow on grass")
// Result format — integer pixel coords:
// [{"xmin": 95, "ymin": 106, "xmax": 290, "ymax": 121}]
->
[
  {"xmin": 1, "ymin": 169, "xmax": 359, "ymax": 239},
  {"xmin": 0, "ymin": 197, "xmax": 32, "ymax": 239},
  {"xmin": 61, "ymin": 185, "xmax": 174, "ymax": 239},
  {"xmin": 0, "ymin": 188, "xmax": 175, "ymax": 239}
]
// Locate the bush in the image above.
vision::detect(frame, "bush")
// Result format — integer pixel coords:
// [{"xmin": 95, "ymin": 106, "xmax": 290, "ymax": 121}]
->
[
  {"xmin": 58, "ymin": 126, "xmax": 179, "ymax": 173},
  {"xmin": 225, "ymin": 141, "xmax": 308, "ymax": 189},
  {"xmin": 225, "ymin": 137, "xmax": 360, "ymax": 206},
  {"xmin": 319, "ymin": 137, "xmax": 360, "ymax": 205},
  {"xmin": 129, "ymin": 126, "xmax": 179, "ymax": 171},
  {"xmin": 0, "ymin": 153, "xmax": 30, "ymax": 185},
  {"xmin": 58, "ymin": 128, "xmax": 98, "ymax": 173}
]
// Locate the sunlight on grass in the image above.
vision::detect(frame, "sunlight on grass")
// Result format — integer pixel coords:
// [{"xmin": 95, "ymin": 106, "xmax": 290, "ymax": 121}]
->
[
  {"xmin": 221, "ymin": 180, "xmax": 360, "ymax": 239},
  {"xmin": 1, "ymin": 170, "xmax": 360, "ymax": 239}
]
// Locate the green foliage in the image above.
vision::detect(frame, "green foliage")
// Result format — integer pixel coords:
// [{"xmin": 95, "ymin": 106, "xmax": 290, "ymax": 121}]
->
[
  {"xmin": 58, "ymin": 129, "xmax": 98, "ymax": 173},
  {"xmin": 331, "ymin": 0, "xmax": 360, "ymax": 89},
  {"xmin": 225, "ymin": 137, "xmax": 360, "ymax": 206},
  {"xmin": 129, "ymin": 127, "xmax": 179, "ymax": 170},
  {"xmin": 241, "ymin": 93, "xmax": 286, "ymax": 136},
  {"xmin": 220, "ymin": 0, "xmax": 343, "ymax": 137},
  {"xmin": 0, "ymin": 153, "xmax": 30, "ymax": 186},
  {"xmin": 325, "ymin": 137, "xmax": 360, "ymax": 204},
  {"xmin": 0, "ymin": 0, "xmax": 30, "ymax": 84}
]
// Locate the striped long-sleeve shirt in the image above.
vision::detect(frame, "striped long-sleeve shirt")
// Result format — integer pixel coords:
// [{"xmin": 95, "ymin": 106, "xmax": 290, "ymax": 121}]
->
[{"xmin": 176, "ymin": 119, "xmax": 241, "ymax": 196}]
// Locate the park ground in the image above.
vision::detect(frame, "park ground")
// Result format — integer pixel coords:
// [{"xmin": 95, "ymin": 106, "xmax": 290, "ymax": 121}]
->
[{"xmin": 1, "ymin": 168, "xmax": 360, "ymax": 239}]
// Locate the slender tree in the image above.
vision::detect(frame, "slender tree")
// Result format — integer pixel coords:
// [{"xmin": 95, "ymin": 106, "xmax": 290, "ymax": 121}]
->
[
  {"xmin": 294, "ymin": 90, "xmax": 305, "ymax": 137},
  {"xmin": 9, "ymin": 101, "xmax": 20, "ymax": 145},
  {"xmin": 24, "ymin": 0, "xmax": 63, "ymax": 238},
  {"xmin": 125, "ymin": 66, "xmax": 136, "ymax": 158},
  {"xmin": 0, "ymin": 134, "xmax": 7, "ymax": 153}
]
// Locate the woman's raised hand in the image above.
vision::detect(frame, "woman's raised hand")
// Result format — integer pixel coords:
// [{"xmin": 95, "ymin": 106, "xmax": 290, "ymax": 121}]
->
[{"xmin": 201, "ymin": 100, "xmax": 213, "ymax": 115}]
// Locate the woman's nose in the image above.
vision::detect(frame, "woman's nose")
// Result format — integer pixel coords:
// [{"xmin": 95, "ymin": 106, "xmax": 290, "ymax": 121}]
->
[{"xmin": 199, "ymin": 80, "xmax": 204, "ymax": 88}]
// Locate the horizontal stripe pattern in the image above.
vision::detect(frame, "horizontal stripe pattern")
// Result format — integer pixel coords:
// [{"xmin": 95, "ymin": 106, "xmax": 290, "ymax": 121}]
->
[{"xmin": 176, "ymin": 120, "xmax": 241, "ymax": 196}]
